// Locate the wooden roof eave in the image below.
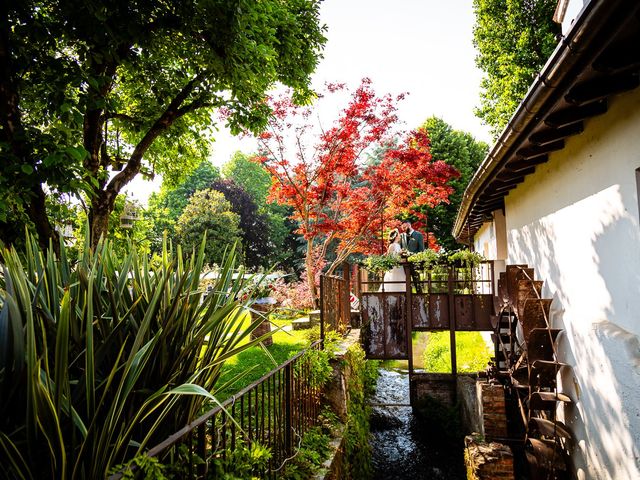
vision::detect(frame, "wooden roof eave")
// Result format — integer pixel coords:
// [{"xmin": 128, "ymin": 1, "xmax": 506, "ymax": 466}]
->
[{"xmin": 453, "ymin": 0, "xmax": 640, "ymax": 242}]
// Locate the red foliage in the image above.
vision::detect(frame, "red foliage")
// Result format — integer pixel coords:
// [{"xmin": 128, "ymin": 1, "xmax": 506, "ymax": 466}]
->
[{"xmin": 254, "ymin": 79, "xmax": 459, "ymax": 296}]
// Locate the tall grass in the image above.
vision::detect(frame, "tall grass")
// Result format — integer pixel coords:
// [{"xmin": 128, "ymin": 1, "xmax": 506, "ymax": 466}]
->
[{"xmin": 0, "ymin": 233, "xmax": 266, "ymax": 479}]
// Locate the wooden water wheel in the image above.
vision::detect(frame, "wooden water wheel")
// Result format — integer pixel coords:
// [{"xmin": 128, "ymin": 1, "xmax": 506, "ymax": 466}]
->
[{"xmin": 491, "ymin": 265, "xmax": 573, "ymax": 479}]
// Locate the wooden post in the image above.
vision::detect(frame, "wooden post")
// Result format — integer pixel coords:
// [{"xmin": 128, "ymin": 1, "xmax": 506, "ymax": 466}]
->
[
  {"xmin": 489, "ymin": 260, "xmax": 496, "ymax": 297},
  {"xmin": 448, "ymin": 267, "xmax": 457, "ymax": 374},
  {"xmin": 404, "ymin": 262, "xmax": 414, "ymax": 404},
  {"xmin": 343, "ymin": 262, "xmax": 351, "ymax": 330}
]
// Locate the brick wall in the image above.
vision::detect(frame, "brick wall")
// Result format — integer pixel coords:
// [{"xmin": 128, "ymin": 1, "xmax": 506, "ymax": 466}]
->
[
  {"xmin": 410, "ymin": 372, "xmax": 457, "ymax": 406},
  {"xmin": 479, "ymin": 381, "xmax": 508, "ymax": 439}
]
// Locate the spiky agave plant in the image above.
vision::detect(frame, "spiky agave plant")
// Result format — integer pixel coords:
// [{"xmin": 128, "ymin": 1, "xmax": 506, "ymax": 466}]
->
[{"xmin": 0, "ymin": 232, "xmax": 269, "ymax": 479}]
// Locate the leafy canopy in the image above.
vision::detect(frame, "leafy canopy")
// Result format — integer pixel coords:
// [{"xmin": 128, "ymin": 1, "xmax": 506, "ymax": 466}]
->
[
  {"xmin": 418, "ymin": 117, "xmax": 488, "ymax": 251},
  {"xmin": 1, "ymin": 0, "xmax": 326, "ymax": 249},
  {"xmin": 473, "ymin": 0, "xmax": 559, "ymax": 137},
  {"xmin": 175, "ymin": 189, "xmax": 242, "ymax": 266},
  {"xmin": 210, "ymin": 179, "xmax": 271, "ymax": 270}
]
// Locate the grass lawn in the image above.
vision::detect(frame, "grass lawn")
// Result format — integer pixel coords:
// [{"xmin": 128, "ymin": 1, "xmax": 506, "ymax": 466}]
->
[
  {"xmin": 213, "ymin": 311, "xmax": 311, "ymax": 401},
  {"xmin": 423, "ymin": 331, "xmax": 492, "ymax": 373}
]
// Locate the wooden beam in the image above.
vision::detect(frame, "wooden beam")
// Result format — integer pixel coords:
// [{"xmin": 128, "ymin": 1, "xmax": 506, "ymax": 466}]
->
[
  {"xmin": 545, "ymin": 100, "xmax": 608, "ymax": 128},
  {"xmin": 506, "ymin": 155, "xmax": 548, "ymax": 171},
  {"xmin": 475, "ymin": 203, "xmax": 503, "ymax": 215},
  {"xmin": 516, "ymin": 140, "xmax": 565, "ymax": 159},
  {"xmin": 529, "ymin": 122, "xmax": 584, "ymax": 145},
  {"xmin": 565, "ymin": 72, "xmax": 640, "ymax": 105},
  {"xmin": 593, "ymin": 40, "xmax": 640, "ymax": 74},
  {"xmin": 497, "ymin": 166, "xmax": 536, "ymax": 182}
]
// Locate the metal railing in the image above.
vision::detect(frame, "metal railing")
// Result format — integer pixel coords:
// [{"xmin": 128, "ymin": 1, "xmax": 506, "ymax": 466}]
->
[
  {"xmin": 358, "ymin": 260, "xmax": 495, "ymax": 295},
  {"xmin": 113, "ymin": 340, "xmax": 324, "ymax": 479}
]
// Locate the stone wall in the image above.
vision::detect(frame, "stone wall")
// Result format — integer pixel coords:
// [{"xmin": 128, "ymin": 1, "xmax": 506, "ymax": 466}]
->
[
  {"xmin": 459, "ymin": 378, "xmax": 514, "ymax": 480},
  {"xmin": 465, "ymin": 435, "xmax": 514, "ymax": 480},
  {"xmin": 410, "ymin": 372, "xmax": 457, "ymax": 406}
]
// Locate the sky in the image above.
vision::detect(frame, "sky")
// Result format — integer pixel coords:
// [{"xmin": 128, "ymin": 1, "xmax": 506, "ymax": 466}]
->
[{"xmin": 124, "ymin": 0, "xmax": 490, "ymax": 203}]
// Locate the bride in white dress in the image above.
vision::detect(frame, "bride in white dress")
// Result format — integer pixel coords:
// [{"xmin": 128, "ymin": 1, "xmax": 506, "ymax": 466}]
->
[{"xmin": 382, "ymin": 229, "xmax": 406, "ymax": 292}]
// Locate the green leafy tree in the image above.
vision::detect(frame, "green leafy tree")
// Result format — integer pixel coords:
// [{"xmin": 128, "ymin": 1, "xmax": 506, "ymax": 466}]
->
[
  {"xmin": 222, "ymin": 151, "xmax": 300, "ymax": 271},
  {"xmin": 74, "ymin": 195, "xmax": 153, "ymax": 259},
  {"xmin": 473, "ymin": 0, "xmax": 559, "ymax": 137},
  {"xmin": 419, "ymin": 117, "xmax": 488, "ymax": 251},
  {"xmin": 210, "ymin": 179, "xmax": 271, "ymax": 270},
  {"xmin": 146, "ymin": 160, "xmax": 221, "ymax": 249},
  {"xmin": 175, "ymin": 189, "xmax": 242, "ymax": 265},
  {"xmin": 222, "ymin": 152, "xmax": 272, "ymax": 205},
  {"xmin": 0, "ymin": 0, "xmax": 326, "ymax": 252}
]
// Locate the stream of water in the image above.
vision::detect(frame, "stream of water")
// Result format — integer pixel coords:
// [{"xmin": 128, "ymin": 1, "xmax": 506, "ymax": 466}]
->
[{"xmin": 369, "ymin": 369, "xmax": 465, "ymax": 480}]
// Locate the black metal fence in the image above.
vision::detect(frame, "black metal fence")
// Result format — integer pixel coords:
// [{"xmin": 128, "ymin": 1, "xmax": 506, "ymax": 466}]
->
[{"xmin": 113, "ymin": 340, "xmax": 324, "ymax": 479}]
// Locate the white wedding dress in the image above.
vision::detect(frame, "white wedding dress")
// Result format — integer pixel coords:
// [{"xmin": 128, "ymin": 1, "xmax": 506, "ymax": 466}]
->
[{"xmin": 381, "ymin": 243, "xmax": 406, "ymax": 292}]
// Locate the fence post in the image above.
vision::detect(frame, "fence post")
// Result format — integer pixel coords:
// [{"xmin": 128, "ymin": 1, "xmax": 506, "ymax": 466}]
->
[
  {"xmin": 197, "ymin": 424, "xmax": 206, "ymax": 477},
  {"xmin": 448, "ymin": 267, "xmax": 457, "ymax": 374},
  {"xmin": 284, "ymin": 362, "xmax": 293, "ymax": 457},
  {"xmin": 404, "ymin": 262, "xmax": 414, "ymax": 374},
  {"xmin": 342, "ymin": 262, "xmax": 351, "ymax": 330}
]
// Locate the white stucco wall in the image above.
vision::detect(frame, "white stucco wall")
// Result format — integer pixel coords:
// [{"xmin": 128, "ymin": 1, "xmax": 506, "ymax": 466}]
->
[
  {"xmin": 474, "ymin": 221, "xmax": 495, "ymax": 259},
  {"xmin": 473, "ymin": 209, "xmax": 507, "ymax": 261},
  {"xmin": 473, "ymin": 210, "xmax": 507, "ymax": 291},
  {"xmin": 503, "ymin": 87, "xmax": 640, "ymax": 479}
]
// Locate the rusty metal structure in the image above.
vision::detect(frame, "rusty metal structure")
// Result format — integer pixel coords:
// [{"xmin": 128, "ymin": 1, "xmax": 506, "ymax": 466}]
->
[
  {"xmin": 319, "ymin": 267, "xmax": 351, "ymax": 336},
  {"xmin": 359, "ymin": 260, "xmax": 574, "ymax": 478},
  {"xmin": 493, "ymin": 265, "xmax": 573, "ymax": 479},
  {"xmin": 358, "ymin": 261, "xmax": 495, "ymax": 403}
]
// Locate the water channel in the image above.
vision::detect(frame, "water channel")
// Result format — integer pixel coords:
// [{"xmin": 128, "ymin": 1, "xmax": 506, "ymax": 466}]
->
[{"xmin": 369, "ymin": 368, "xmax": 465, "ymax": 480}]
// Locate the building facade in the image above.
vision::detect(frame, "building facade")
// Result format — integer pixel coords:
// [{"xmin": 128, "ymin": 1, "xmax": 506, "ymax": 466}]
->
[{"xmin": 454, "ymin": 1, "xmax": 640, "ymax": 477}]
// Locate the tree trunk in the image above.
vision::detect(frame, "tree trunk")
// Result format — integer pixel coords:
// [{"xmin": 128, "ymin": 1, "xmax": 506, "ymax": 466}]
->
[
  {"xmin": 89, "ymin": 190, "xmax": 116, "ymax": 250},
  {"xmin": 305, "ymin": 240, "xmax": 319, "ymax": 307},
  {"xmin": 27, "ymin": 184, "xmax": 61, "ymax": 256}
]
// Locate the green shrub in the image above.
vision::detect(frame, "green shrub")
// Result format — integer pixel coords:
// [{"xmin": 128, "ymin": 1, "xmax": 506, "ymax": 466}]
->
[
  {"xmin": 211, "ymin": 439, "xmax": 272, "ymax": 480},
  {"xmin": 281, "ymin": 427, "xmax": 331, "ymax": 479},
  {"xmin": 343, "ymin": 343, "xmax": 377, "ymax": 479},
  {"xmin": 0, "ymin": 232, "xmax": 265, "ymax": 478}
]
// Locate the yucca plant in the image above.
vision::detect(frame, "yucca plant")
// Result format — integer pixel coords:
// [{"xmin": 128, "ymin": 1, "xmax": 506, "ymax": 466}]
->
[{"xmin": 0, "ymin": 232, "xmax": 269, "ymax": 479}]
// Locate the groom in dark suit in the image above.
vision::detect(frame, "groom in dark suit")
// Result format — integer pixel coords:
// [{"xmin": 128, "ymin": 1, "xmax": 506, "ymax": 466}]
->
[
  {"xmin": 401, "ymin": 221, "xmax": 425, "ymax": 253},
  {"xmin": 401, "ymin": 221, "xmax": 425, "ymax": 292}
]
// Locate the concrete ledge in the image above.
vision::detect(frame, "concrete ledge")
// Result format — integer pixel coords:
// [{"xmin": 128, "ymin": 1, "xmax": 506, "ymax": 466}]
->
[{"xmin": 292, "ymin": 317, "xmax": 314, "ymax": 330}]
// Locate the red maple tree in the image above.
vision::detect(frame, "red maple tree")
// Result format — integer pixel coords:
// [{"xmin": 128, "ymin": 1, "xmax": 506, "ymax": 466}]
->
[{"xmin": 255, "ymin": 79, "xmax": 458, "ymax": 302}]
